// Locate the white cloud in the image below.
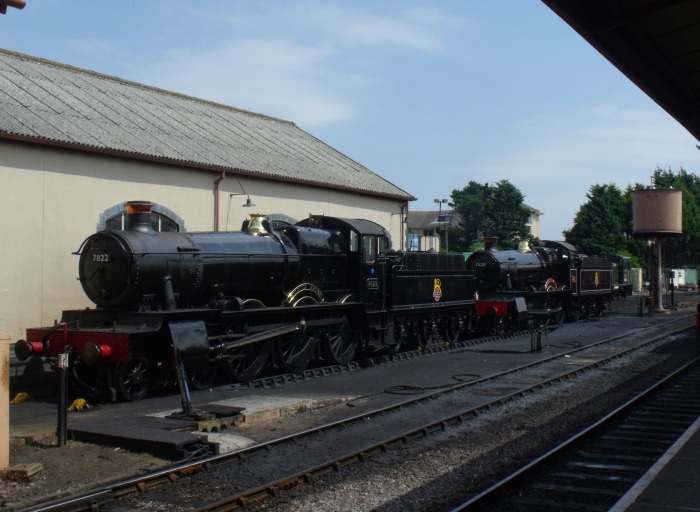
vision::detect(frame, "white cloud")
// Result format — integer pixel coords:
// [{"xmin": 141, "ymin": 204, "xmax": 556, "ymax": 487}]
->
[
  {"xmin": 184, "ymin": 2, "xmax": 462, "ymax": 51},
  {"xmin": 302, "ymin": 5, "xmax": 454, "ymax": 50},
  {"xmin": 130, "ymin": 2, "xmax": 462, "ymax": 126},
  {"xmin": 144, "ymin": 39, "xmax": 353, "ymax": 126}
]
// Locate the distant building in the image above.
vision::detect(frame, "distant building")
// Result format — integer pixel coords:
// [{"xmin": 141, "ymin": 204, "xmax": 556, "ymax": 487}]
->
[
  {"xmin": 406, "ymin": 209, "xmax": 457, "ymax": 252},
  {"xmin": 525, "ymin": 204, "xmax": 543, "ymax": 239},
  {"xmin": 407, "ymin": 203, "xmax": 543, "ymax": 252}
]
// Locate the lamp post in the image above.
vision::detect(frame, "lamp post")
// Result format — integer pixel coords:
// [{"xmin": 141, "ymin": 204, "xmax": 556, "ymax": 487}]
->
[{"xmin": 434, "ymin": 198, "xmax": 448, "ymax": 252}]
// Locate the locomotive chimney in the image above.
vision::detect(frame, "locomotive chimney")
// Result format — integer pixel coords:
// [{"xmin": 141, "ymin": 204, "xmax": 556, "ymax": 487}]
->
[
  {"xmin": 484, "ymin": 237, "xmax": 498, "ymax": 251},
  {"xmin": 125, "ymin": 201, "xmax": 155, "ymax": 233}
]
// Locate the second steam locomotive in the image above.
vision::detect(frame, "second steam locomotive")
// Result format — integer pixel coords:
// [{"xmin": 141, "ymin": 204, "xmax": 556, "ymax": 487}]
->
[{"xmin": 16, "ymin": 201, "xmax": 614, "ymax": 401}]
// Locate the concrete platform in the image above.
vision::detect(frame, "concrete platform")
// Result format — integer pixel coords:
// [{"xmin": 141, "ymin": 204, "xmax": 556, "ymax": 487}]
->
[
  {"xmin": 67, "ymin": 414, "xmax": 218, "ymax": 460},
  {"xmin": 63, "ymin": 395, "xmax": 353, "ymax": 460},
  {"xmin": 148, "ymin": 395, "xmax": 352, "ymax": 425},
  {"xmin": 611, "ymin": 417, "xmax": 700, "ymax": 512},
  {"xmin": 144, "ymin": 395, "xmax": 353, "ymax": 457}
]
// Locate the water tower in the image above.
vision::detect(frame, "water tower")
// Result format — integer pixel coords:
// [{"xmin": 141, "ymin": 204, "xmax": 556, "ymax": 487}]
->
[{"xmin": 632, "ymin": 188, "xmax": 682, "ymax": 312}]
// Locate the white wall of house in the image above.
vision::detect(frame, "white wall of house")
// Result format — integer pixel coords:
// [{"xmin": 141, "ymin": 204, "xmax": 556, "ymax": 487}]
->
[
  {"xmin": 0, "ymin": 140, "xmax": 407, "ymax": 341},
  {"xmin": 527, "ymin": 211, "xmax": 542, "ymax": 239}
]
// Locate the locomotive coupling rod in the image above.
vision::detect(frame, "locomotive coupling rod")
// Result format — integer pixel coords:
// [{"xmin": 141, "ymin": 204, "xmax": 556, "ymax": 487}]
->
[{"xmin": 216, "ymin": 320, "xmax": 307, "ymax": 352}]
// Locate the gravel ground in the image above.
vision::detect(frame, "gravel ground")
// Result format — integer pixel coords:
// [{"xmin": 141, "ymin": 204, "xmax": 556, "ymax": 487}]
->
[
  {"xmin": 252, "ymin": 335, "xmax": 700, "ymax": 512},
  {"xmin": 0, "ymin": 440, "xmax": 167, "ymax": 510},
  {"xmin": 2, "ymin": 324, "xmax": 697, "ymax": 511}
]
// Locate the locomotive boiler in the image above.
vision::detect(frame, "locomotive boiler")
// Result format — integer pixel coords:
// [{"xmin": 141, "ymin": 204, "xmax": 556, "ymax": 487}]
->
[{"xmin": 78, "ymin": 201, "xmax": 349, "ymax": 311}]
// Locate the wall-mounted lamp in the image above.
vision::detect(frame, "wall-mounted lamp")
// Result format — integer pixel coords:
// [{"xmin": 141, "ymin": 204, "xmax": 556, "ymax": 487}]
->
[{"xmin": 225, "ymin": 177, "xmax": 256, "ymax": 230}]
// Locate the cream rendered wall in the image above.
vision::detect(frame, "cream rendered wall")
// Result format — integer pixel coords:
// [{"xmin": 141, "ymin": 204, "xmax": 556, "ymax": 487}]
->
[
  {"xmin": 0, "ymin": 140, "xmax": 407, "ymax": 342},
  {"xmin": 224, "ymin": 179, "xmax": 406, "ymax": 248},
  {"xmin": 0, "ymin": 141, "xmax": 215, "ymax": 341},
  {"xmin": 0, "ymin": 143, "xmax": 45, "ymax": 343}
]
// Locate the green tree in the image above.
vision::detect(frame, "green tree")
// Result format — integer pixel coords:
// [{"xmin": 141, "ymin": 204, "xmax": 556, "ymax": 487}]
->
[
  {"xmin": 450, "ymin": 180, "xmax": 530, "ymax": 250},
  {"xmin": 650, "ymin": 167, "xmax": 700, "ymax": 267},
  {"xmin": 564, "ymin": 167, "xmax": 700, "ymax": 269},
  {"xmin": 485, "ymin": 180, "xmax": 531, "ymax": 247},
  {"xmin": 450, "ymin": 181, "xmax": 490, "ymax": 247},
  {"xmin": 564, "ymin": 184, "xmax": 626, "ymax": 256}
]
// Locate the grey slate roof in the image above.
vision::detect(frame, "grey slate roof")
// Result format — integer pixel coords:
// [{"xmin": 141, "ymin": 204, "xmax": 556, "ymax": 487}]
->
[
  {"xmin": 0, "ymin": 49, "xmax": 414, "ymax": 201},
  {"xmin": 407, "ymin": 210, "xmax": 456, "ymax": 230}
]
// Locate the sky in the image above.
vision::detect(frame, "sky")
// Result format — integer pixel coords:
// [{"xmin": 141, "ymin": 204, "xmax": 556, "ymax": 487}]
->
[{"xmin": 1, "ymin": 1, "xmax": 698, "ymax": 240}]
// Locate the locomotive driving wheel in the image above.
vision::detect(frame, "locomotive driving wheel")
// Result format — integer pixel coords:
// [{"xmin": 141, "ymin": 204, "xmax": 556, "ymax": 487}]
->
[
  {"xmin": 275, "ymin": 327, "xmax": 318, "ymax": 373},
  {"xmin": 188, "ymin": 362, "xmax": 218, "ymax": 391},
  {"xmin": 226, "ymin": 343, "xmax": 270, "ymax": 382},
  {"xmin": 275, "ymin": 291, "xmax": 322, "ymax": 372},
  {"xmin": 114, "ymin": 352, "xmax": 151, "ymax": 401},
  {"xmin": 225, "ymin": 302, "xmax": 272, "ymax": 383},
  {"xmin": 323, "ymin": 316, "xmax": 358, "ymax": 364}
]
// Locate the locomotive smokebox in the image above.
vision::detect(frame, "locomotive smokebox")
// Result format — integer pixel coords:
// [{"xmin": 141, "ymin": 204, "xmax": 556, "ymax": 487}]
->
[
  {"xmin": 77, "ymin": 200, "xmax": 204, "ymax": 308},
  {"xmin": 632, "ymin": 189, "xmax": 682, "ymax": 234}
]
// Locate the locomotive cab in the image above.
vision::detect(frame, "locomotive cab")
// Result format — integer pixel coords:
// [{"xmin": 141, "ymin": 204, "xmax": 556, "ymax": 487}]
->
[{"xmin": 295, "ymin": 215, "xmax": 391, "ymax": 312}]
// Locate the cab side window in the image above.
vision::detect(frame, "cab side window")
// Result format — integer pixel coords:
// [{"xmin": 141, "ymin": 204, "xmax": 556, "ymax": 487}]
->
[
  {"xmin": 377, "ymin": 236, "xmax": 388, "ymax": 255},
  {"xmin": 363, "ymin": 236, "xmax": 376, "ymax": 264},
  {"xmin": 349, "ymin": 231, "xmax": 359, "ymax": 252}
]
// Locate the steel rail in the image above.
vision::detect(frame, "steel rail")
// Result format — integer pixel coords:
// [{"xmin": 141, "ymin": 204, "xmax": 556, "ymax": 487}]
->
[
  {"xmin": 13, "ymin": 315, "xmax": 694, "ymax": 512},
  {"xmin": 193, "ymin": 321, "xmax": 696, "ymax": 511},
  {"xmin": 448, "ymin": 356, "xmax": 700, "ymax": 511}
]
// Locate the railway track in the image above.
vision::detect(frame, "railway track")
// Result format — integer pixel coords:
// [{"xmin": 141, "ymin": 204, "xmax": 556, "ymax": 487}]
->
[
  {"xmin": 12, "ymin": 313, "xmax": 695, "ymax": 512},
  {"xmin": 449, "ymin": 356, "xmax": 700, "ymax": 511}
]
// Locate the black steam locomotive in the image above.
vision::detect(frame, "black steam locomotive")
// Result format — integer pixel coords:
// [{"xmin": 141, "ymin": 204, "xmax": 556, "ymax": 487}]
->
[
  {"xmin": 466, "ymin": 237, "xmax": 613, "ymax": 332},
  {"xmin": 15, "ymin": 201, "xmax": 613, "ymax": 401}
]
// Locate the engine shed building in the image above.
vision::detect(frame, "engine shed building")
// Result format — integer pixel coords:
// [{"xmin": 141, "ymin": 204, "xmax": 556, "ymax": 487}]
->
[{"xmin": 0, "ymin": 48, "xmax": 415, "ymax": 342}]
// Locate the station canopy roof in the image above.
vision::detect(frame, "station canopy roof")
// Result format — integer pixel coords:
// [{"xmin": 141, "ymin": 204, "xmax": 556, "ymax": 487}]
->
[{"xmin": 543, "ymin": 0, "xmax": 700, "ymax": 142}]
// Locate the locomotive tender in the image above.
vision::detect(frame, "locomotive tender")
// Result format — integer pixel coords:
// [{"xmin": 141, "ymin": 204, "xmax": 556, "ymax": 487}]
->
[{"xmin": 15, "ymin": 201, "xmax": 613, "ymax": 401}]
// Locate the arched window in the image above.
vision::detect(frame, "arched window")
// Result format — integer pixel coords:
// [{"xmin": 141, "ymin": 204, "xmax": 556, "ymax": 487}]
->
[{"xmin": 98, "ymin": 202, "xmax": 185, "ymax": 232}]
